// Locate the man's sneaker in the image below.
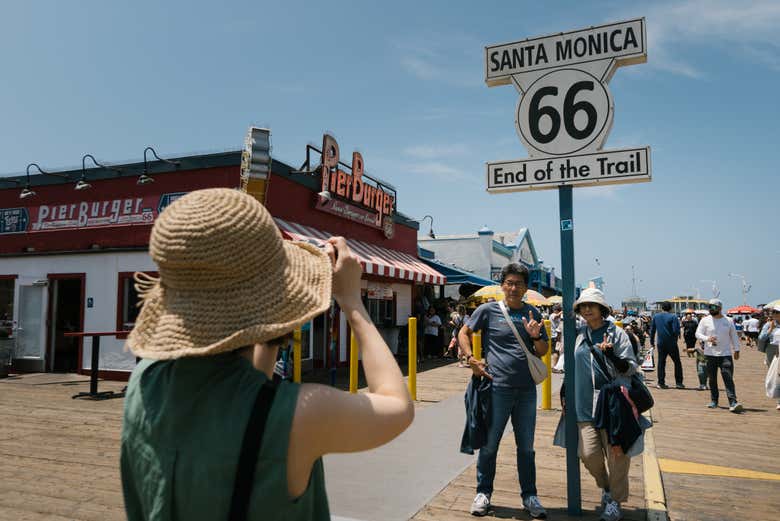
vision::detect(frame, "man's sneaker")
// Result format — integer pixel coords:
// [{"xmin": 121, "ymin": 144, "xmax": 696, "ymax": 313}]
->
[
  {"xmin": 599, "ymin": 490, "xmax": 613, "ymax": 511},
  {"xmin": 729, "ymin": 402, "xmax": 743, "ymax": 413},
  {"xmin": 707, "ymin": 401, "xmax": 718, "ymax": 408},
  {"xmin": 697, "ymin": 384, "xmax": 707, "ymax": 391},
  {"xmin": 470, "ymin": 493, "xmax": 490, "ymax": 516},
  {"xmin": 522, "ymin": 495, "xmax": 547, "ymax": 519},
  {"xmin": 600, "ymin": 500, "xmax": 623, "ymax": 521},
  {"xmin": 675, "ymin": 383, "xmax": 685, "ymax": 389},
  {"xmin": 656, "ymin": 383, "xmax": 669, "ymax": 389}
]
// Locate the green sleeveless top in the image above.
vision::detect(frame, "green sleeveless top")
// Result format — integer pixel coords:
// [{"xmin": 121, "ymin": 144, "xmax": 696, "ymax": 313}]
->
[{"xmin": 120, "ymin": 353, "xmax": 330, "ymax": 521}]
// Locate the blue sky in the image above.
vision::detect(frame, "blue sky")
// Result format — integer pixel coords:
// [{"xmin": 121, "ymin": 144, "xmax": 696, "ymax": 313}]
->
[{"xmin": 1, "ymin": 0, "xmax": 778, "ymax": 308}]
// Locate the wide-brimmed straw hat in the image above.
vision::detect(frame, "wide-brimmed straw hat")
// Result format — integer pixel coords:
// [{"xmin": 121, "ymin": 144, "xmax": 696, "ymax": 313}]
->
[
  {"xmin": 127, "ymin": 188, "xmax": 333, "ymax": 360},
  {"xmin": 573, "ymin": 288, "xmax": 609, "ymax": 313}
]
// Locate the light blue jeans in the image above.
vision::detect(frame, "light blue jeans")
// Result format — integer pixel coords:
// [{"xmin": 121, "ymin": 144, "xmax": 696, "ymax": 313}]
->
[{"xmin": 476, "ymin": 385, "xmax": 537, "ymax": 499}]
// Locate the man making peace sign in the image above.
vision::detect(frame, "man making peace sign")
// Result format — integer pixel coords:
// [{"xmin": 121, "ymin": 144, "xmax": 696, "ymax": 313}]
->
[{"xmin": 458, "ymin": 263, "xmax": 550, "ymax": 518}]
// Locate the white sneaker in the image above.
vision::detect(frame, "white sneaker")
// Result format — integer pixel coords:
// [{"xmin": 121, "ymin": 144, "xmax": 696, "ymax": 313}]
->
[
  {"xmin": 470, "ymin": 492, "xmax": 490, "ymax": 516},
  {"xmin": 522, "ymin": 495, "xmax": 547, "ymax": 519},
  {"xmin": 600, "ymin": 500, "xmax": 623, "ymax": 521},
  {"xmin": 599, "ymin": 490, "xmax": 612, "ymax": 511},
  {"xmin": 729, "ymin": 402, "xmax": 743, "ymax": 413}
]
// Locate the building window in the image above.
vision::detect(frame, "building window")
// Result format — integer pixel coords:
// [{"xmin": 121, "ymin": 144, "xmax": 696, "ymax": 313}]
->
[
  {"xmin": 363, "ymin": 289, "xmax": 396, "ymax": 328},
  {"xmin": 117, "ymin": 272, "xmax": 157, "ymax": 336}
]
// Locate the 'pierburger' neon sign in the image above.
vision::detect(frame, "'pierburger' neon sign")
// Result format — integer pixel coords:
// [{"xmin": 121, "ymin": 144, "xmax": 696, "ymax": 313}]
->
[{"xmin": 315, "ymin": 134, "xmax": 396, "ymax": 238}]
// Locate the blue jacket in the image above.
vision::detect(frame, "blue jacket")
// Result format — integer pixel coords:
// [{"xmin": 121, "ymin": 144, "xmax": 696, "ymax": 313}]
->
[
  {"xmin": 650, "ymin": 312, "xmax": 680, "ymax": 347},
  {"xmin": 460, "ymin": 375, "xmax": 491, "ymax": 454}
]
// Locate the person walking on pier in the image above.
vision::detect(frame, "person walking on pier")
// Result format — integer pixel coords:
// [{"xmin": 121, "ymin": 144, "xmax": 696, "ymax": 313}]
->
[
  {"xmin": 696, "ymin": 298, "xmax": 743, "ymax": 412},
  {"xmin": 650, "ymin": 302, "xmax": 684, "ymax": 389},
  {"xmin": 681, "ymin": 313, "xmax": 698, "ymax": 358},
  {"xmin": 757, "ymin": 304, "xmax": 780, "ymax": 410},
  {"xmin": 458, "ymin": 263, "xmax": 549, "ymax": 518}
]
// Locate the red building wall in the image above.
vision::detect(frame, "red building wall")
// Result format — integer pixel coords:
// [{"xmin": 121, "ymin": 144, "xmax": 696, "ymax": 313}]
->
[
  {"xmin": 0, "ymin": 166, "xmax": 239, "ymax": 255},
  {"xmin": 0, "ymin": 164, "xmax": 417, "ymax": 255}
]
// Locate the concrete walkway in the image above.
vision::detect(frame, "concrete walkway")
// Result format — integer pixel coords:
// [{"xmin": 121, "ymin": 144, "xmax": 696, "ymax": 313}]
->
[
  {"xmin": 326, "ymin": 364, "xmax": 563, "ymax": 521},
  {"xmin": 326, "ymin": 393, "xmax": 476, "ymax": 521}
]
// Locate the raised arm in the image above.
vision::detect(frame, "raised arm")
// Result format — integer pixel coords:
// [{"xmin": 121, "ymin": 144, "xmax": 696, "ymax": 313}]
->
[{"xmin": 287, "ymin": 238, "xmax": 414, "ymax": 495}]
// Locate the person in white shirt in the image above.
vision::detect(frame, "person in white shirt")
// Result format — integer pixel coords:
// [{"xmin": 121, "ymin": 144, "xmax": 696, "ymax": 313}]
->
[
  {"xmin": 423, "ymin": 306, "xmax": 442, "ymax": 359},
  {"xmin": 695, "ymin": 299, "xmax": 743, "ymax": 412},
  {"xmin": 744, "ymin": 315, "xmax": 761, "ymax": 347}
]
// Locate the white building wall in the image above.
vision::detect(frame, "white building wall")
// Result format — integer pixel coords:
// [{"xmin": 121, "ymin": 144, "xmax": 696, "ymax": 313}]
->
[
  {"xmin": 2, "ymin": 251, "xmax": 155, "ymax": 372},
  {"xmin": 418, "ymin": 238, "xmax": 490, "ymax": 279}
]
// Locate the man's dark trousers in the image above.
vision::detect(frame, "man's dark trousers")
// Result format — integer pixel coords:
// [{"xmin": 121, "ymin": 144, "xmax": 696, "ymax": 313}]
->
[
  {"xmin": 706, "ymin": 355, "xmax": 737, "ymax": 405},
  {"xmin": 657, "ymin": 342, "xmax": 684, "ymax": 386}
]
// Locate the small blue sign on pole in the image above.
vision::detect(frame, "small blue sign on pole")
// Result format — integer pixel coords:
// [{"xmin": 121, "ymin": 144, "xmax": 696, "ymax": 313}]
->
[{"xmin": 560, "ymin": 219, "xmax": 573, "ymax": 232}]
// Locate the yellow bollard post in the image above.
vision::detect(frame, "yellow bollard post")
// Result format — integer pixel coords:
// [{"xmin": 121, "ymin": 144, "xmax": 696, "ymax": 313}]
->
[
  {"xmin": 542, "ymin": 320, "xmax": 552, "ymax": 410},
  {"xmin": 408, "ymin": 317, "xmax": 417, "ymax": 401},
  {"xmin": 349, "ymin": 331, "xmax": 358, "ymax": 394},
  {"xmin": 473, "ymin": 331, "xmax": 482, "ymax": 361},
  {"xmin": 293, "ymin": 329, "xmax": 302, "ymax": 383}
]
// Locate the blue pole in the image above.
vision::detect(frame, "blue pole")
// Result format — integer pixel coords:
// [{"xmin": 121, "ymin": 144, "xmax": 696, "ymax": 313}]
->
[{"xmin": 559, "ymin": 185, "xmax": 581, "ymax": 515}]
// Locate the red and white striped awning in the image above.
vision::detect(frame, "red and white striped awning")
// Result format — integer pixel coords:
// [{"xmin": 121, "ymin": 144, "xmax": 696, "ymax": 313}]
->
[{"xmin": 274, "ymin": 218, "xmax": 446, "ymax": 285}]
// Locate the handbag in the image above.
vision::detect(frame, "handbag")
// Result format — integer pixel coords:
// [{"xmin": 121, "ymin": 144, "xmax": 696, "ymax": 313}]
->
[
  {"xmin": 585, "ymin": 334, "xmax": 654, "ymax": 414},
  {"xmin": 766, "ymin": 355, "xmax": 780, "ymax": 399},
  {"xmin": 498, "ymin": 300, "xmax": 548, "ymax": 384}
]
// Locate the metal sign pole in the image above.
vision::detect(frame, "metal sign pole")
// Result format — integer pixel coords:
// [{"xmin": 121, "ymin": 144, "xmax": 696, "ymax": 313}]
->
[{"xmin": 559, "ymin": 185, "xmax": 581, "ymax": 515}]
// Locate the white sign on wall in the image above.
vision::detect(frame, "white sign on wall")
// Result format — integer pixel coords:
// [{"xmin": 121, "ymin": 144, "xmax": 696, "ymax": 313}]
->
[{"xmin": 485, "ymin": 18, "xmax": 651, "ymax": 193}]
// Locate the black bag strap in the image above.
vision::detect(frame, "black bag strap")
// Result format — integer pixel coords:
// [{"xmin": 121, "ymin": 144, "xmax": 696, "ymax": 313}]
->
[{"xmin": 228, "ymin": 380, "xmax": 278, "ymax": 521}]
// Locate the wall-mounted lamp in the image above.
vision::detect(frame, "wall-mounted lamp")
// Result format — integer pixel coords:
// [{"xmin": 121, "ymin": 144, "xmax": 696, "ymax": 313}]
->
[
  {"xmin": 140, "ymin": 147, "xmax": 181, "ymax": 185},
  {"xmin": 21, "ymin": 163, "xmax": 71, "ymax": 199},
  {"xmin": 419, "ymin": 214, "xmax": 436, "ymax": 239},
  {"xmin": 317, "ymin": 190, "xmax": 332, "ymax": 201},
  {"xmin": 77, "ymin": 154, "xmax": 122, "ymax": 191}
]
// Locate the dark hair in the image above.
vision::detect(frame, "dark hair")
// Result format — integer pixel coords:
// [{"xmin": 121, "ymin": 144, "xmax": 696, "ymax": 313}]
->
[
  {"xmin": 500, "ymin": 263, "xmax": 529, "ymax": 285},
  {"xmin": 660, "ymin": 301, "xmax": 672, "ymax": 312}
]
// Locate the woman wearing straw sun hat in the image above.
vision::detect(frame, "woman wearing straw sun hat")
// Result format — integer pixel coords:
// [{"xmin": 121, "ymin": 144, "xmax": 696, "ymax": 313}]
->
[{"xmin": 120, "ymin": 188, "xmax": 414, "ymax": 521}]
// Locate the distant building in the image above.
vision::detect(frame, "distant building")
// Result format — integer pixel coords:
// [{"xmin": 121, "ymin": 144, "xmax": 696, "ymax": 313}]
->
[
  {"xmin": 418, "ymin": 226, "xmax": 561, "ymax": 299},
  {"xmin": 622, "ymin": 296, "xmax": 647, "ymax": 313},
  {"xmin": 653, "ymin": 296, "xmax": 709, "ymax": 314}
]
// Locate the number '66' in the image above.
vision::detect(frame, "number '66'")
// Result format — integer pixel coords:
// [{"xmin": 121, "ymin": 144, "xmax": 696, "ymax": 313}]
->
[{"xmin": 529, "ymin": 81, "xmax": 598, "ymax": 144}]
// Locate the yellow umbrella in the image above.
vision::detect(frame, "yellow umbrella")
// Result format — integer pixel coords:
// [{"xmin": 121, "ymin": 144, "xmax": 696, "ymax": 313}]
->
[
  {"xmin": 547, "ymin": 295, "xmax": 563, "ymax": 304},
  {"xmin": 470, "ymin": 286, "xmax": 549, "ymax": 306},
  {"xmin": 471, "ymin": 285, "xmax": 505, "ymax": 301},
  {"xmin": 524, "ymin": 289, "xmax": 549, "ymax": 306},
  {"xmin": 765, "ymin": 299, "xmax": 780, "ymax": 309}
]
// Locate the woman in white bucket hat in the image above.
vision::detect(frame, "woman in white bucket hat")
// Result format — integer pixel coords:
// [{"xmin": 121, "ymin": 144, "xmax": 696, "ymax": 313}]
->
[
  {"xmin": 571, "ymin": 288, "xmax": 640, "ymax": 521},
  {"xmin": 120, "ymin": 188, "xmax": 414, "ymax": 521}
]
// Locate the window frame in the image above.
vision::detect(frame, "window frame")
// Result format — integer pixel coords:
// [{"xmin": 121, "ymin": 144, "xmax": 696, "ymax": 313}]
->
[{"xmin": 116, "ymin": 271, "xmax": 158, "ymax": 339}]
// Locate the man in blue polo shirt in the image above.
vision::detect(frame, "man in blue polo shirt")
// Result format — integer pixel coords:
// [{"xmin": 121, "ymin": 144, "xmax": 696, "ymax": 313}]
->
[
  {"xmin": 458, "ymin": 263, "xmax": 549, "ymax": 518},
  {"xmin": 650, "ymin": 301, "xmax": 684, "ymax": 389}
]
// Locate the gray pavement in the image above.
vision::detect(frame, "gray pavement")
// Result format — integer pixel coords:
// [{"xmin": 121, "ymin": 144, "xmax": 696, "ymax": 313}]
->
[{"xmin": 325, "ymin": 372, "xmax": 563, "ymax": 521}]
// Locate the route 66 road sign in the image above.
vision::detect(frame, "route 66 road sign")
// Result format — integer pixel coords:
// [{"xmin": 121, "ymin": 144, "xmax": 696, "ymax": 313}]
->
[{"xmin": 516, "ymin": 68, "xmax": 613, "ymax": 157}]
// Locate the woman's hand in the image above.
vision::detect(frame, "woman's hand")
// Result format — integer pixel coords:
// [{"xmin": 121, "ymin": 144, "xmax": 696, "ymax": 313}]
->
[
  {"xmin": 325, "ymin": 237, "xmax": 363, "ymax": 310},
  {"xmin": 598, "ymin": 331, "xmax": 613, "ymax": 352}
]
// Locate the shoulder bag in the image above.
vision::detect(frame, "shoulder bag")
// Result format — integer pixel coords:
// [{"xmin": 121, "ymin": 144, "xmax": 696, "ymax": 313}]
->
[
  {"xmin": 584, "ymin": 334, "xmax": 654, "ymax": 414},
  {"xmin": 498, "ymin": 300, "xmax": 548, "ymax": 384}
]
